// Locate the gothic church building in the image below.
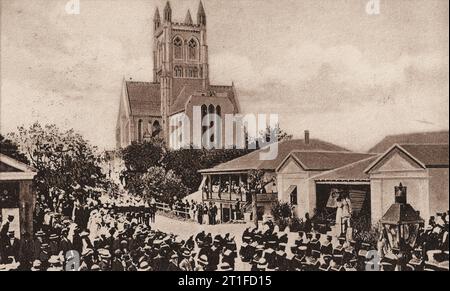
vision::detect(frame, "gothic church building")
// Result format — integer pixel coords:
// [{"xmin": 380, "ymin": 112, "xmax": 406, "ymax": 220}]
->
[{"xmin": 116, "ymin": 1, "xmax": 240, "ymax": 149}]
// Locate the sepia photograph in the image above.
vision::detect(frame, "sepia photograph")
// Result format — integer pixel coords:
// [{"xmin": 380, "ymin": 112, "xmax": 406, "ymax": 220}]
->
[{"xmin": 0, "ymin": 0, "xmax": 448, "ymax": 276}]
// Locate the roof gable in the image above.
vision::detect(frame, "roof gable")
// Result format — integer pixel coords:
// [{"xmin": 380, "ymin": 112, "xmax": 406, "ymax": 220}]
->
[
  {"xmin": 365, "ymin": 143, "xmax": 449, "ymax": 173},
  {"xmin": 365, "ymin": 144, "xmax": 427, "ymax": 174},
  {"xmin": 0, "ymin": 154, "xmax": 35, "ymax": 172},
  {"xmin": 0, "ymin": 154, "xmax": 36, "ymax": 180},
  {"xmin": 277, "ymin": 156, "xmax": 306, "ymax": 174},
  {"xmin": 170, "ymin": 79, "xmax": 204, "ymax": 115},
  {"xmin": 125, "ymin": 81, "xmax": 161, "ymax": 116}
]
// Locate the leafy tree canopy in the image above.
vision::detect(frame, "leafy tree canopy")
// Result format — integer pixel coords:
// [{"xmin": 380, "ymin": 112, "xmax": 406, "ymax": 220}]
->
[{"xmin": 8, "ymin": 122, "xmax": 106, "ymax": 210}]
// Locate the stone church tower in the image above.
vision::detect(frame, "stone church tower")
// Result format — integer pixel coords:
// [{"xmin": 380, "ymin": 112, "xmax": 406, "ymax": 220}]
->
[{"xmin": 116, "ymin": 1, "xmax": 239, "ymax": 149}]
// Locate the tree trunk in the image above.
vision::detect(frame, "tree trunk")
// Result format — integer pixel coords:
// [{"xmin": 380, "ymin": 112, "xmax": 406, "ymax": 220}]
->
[{"xmin": 252, "ymin": 190, "xmax": 258, "ymax": 229}]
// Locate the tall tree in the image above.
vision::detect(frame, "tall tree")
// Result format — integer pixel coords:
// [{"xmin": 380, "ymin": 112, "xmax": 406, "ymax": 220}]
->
[
  {"xmin": 9, "ymin": 122, "xmax": 105, "ymax": 211},
  {"xmin": 120, "ymin": 138, "xmax": 166, "ymax": 195},
  {"xmin": 141, "ymin": 166, "xmax": 188, "ymax": 204}
]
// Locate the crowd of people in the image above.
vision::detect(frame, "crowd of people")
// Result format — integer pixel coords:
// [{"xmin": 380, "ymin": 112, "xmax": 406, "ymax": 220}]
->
[
  {"xmin": 170, "ymin": 199, "xmax": 243, "ymax": 225},
  {"xmin": 0, "ymin": 193, "xmax": 448, "ymax": 271},
  {"xmin": 0, "ymin": 196, "xmax": 238, "ymax": 271}
]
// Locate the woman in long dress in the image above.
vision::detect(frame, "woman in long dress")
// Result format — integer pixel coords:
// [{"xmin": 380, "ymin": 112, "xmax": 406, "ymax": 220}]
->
[
  {"xmin": 341, "ymin": 192, "xmax": 352, "ymax": 235},
  {"xmin": 335, "ymin": 194, "xmax": 344, "ymax": 235}
]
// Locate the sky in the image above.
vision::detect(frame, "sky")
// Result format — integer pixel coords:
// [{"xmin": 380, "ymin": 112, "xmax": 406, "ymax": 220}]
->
[{"xmin": 1, "ymin": 0, "xmax": 448, "ymax": 152}]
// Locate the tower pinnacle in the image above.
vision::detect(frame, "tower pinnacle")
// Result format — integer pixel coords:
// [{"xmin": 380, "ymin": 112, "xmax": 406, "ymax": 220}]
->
[{"xmin": 197, "ymin": 1, "xmax": 206, "ymax": 26}]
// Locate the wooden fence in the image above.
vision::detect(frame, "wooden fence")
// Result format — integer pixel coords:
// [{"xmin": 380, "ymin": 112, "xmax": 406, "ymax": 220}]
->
[{"xmin": 155, "ymin": 202, "xmax": 191, "ymax": 219}]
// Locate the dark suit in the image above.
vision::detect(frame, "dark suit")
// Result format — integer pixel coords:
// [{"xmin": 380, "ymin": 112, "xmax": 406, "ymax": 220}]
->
[{"xmin": 4, "ymin": 238, "xmax": 21, "ymax": 261}]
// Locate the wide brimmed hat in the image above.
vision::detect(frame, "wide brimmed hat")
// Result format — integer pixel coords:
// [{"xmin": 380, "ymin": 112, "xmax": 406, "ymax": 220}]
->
[
  {"xmin": 48, "ymin": 255, "xmax": 61, "ymax": 265},
  {"xmin": 257, "ymin": 258, "xmax": 268, "ymax": 269},
  {"xmin": 198, "ymin": 255, "xmax": 208, "ymax": 266},
  {"xmin": 31, "ymin": 260, "xmax": 42, "ymax": 271},
  {"xmin": 138, "ymin": 261, "xmax": 151, "ymax": 271},
  {"xmin": 182, "ymin": 249, "xmax": 191, "ymax": 257},
  {"xmin": 99, "ymin": 248, "xmax": 111, "ymax": 259},
  {"xmin": 298, "ymin": 246, "xmax": 307, "ymax": 252},
  {"xmin": 82, "ymin": 248, "xmax": 94, "ymax": 257},
  {"xmin": 49, "ymin": 234, "xmax": 59, "ymax": 240},
  {"xmin": 223, "ymin": 249, "xmax": 233, "ymax": 257},
  {"xmin": 256, "ymin": 244, "xmax": 264, "ymax": 251},
  {"xmin": 218, "ymin": 262, "xmax": 233, "ymax": 271}
]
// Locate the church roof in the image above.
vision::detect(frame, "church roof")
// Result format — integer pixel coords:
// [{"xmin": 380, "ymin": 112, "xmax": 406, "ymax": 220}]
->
[
  {"xmin": 123, "ymin": 80, "xmax": 239, "ymax": 118},
  {"xmin": 199, "ymin": 139, "xmax": 350, "ymax": 173},
  {"xmin": 369, "ymin": 131, "xmax": 449, "ymax": 153},
  {"xmin": 125, "ymin": 81, "xmax": 161, "ymax": 116},
  {"xmin": 170, "ymin": 79, "xmax": 204, "ymax": 115},
  {"xmin": 170, "ymin": 80, "xmax": 238, "ymax": 115},
  {"xmin": 210, "ymin": 85, "xmax": 239, "ymax": 112}
]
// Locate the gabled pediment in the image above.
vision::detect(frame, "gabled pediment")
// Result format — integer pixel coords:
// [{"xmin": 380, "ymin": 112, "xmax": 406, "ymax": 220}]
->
[
  {"xmin": 277, "ymin": 156, "xmax": 305, "ymax": 174},
  {"xmin": 0, "ymin": 154, "xmax": 36, "ymax": 180},
  {"xmin": 0, "ymin": 161, "xmax": 23, "ymax": 172},
  {"xmin": 365, "ymin": 145, "xmax": 425, "ymax": 174}
]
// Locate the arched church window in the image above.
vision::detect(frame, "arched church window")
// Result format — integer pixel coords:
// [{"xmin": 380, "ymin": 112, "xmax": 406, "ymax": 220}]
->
[
  {"xmin": 193, "ymin": 67, "xmax": 199, "ymax": 78},
  {"xmin": 174, "ymin": 66, "xmax": 183, "ymax": 78},
  {"xmin": 173, "ymin": 37, "xmax": 183, "ymax": 59},
  {"xmin": 188, "ymin": 38, "xmax": 198, "ymax": 60},
  {"xmin": 201, "ymin": 104, "xmax": 207, "ymax": 134},
  {"xmin": 178, "ymin": 121, "xmax": 183, "ymax": 143},
  {"xmin": 138, "ymin": 119, "xmax": 143, "ymax": 143},
  {"xmin": 152, "ymin": 120, "xmax": 161, "ymax": 137},
  {"xmin": 208, "ymin": 104, "xmax": 215, "ymax": 114},
  {"xmin": 216, "ymin": 105, "xmax": 221, "ymax": 117},
  {"xmin": 208, "ymin": 104, "xmax": 215, "ymax": 131}
]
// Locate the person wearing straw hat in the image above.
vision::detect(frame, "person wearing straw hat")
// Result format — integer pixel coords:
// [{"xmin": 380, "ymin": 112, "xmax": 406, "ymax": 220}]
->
[
  {"xmin": 98, "ymin": 248, "xmax": 112, "ymax": 271},
  {"xmin": 179, "ymin": 249, "xmax": 193, "ymax": 271},
  {"xmin": 218, "ymin": 261, "xmax": 233, "ymax": 271},
  {"xmin": 167, "ymin": 252, "xmax": 180, "ymax": 271},
  {"xmin": 47, "ymin": 255, "xmax": 63, "ymax": 271},
  {"xmin": 137, "ymin": 260, "xmax": 152, "ymax": 271},
  {"xmin": 222, "ymin": 249, "xmax": 235, "ymax": 270},
  {"xmin": 257, "ymin": 257, "xmax": 268, "ymax": 271},
  {"xmin": 195, "ymin": 254, "xmax": 209, "ymax": 271},
  {"xmin": 48, "ymin": 233, "xmax": 60, "ymax": 256},
  {"xmin": 30, "ymin": 260, "xmax": 42, "ymax": 271},
  {"xmin": 111, "ymin": 249, "xmax": 125, "ymax": 271}
]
